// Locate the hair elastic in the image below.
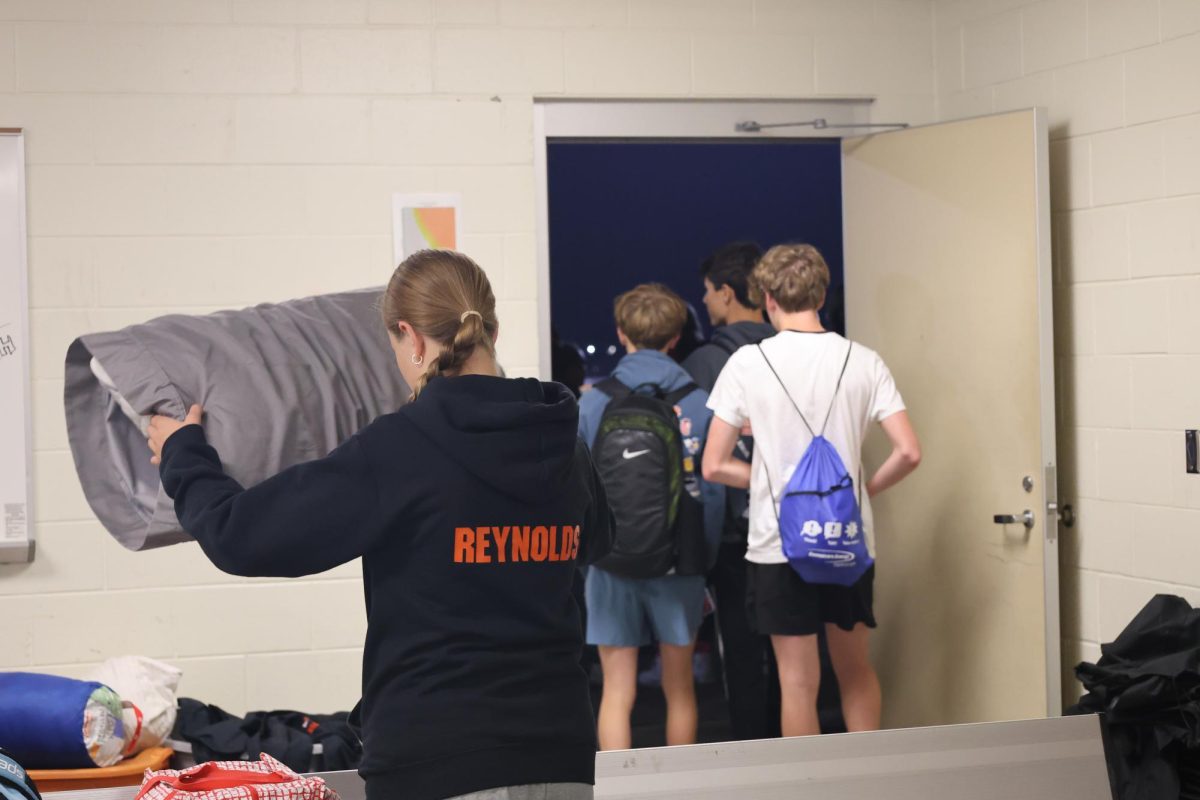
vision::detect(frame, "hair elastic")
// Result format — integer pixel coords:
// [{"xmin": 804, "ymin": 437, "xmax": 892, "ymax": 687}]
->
[{"xmin": 460, "ymin": 310, "xmax": 483, "ymax": 323}]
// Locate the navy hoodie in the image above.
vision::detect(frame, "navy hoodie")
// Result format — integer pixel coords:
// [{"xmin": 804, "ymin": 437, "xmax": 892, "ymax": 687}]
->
[{"xmin": 159, "ymin": 375, "xmax": 614, "ymax": 800}]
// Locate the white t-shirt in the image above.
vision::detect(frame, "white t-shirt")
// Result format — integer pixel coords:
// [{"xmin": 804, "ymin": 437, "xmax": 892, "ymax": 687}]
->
[{"xmin": 707, "ymin": 331, "xmax": 906, "ymax": 565}]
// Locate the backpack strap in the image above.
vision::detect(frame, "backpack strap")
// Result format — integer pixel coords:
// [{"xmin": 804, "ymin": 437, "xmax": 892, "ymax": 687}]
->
[
  {"xmin": 593, "ymin": 376, "xmax": 632, "ymax": 400},
  {"xmin": 663, "ymin": 382, "xmax": 699, "ymax": 407},
  {"xmin": 756, "ymin": 344, "xmax": 814, "ymax": 436},
  {"xmin": 712, "ymin": 336, "xmax": 739, "ymax": 357},
  {"xmin": 595, "ymin": 378, "xmax": 697, "ymax": 407},
  {"xmin": 756, "ymin": 341, "xmax": 854, "ymax": 438},
  {"xmin": 818, "ymin": 342, "xmax": 854, "ymax": 437},
  {"xmin": 761, "ymin": 455, "xmax": 782, "ymax": 527}
]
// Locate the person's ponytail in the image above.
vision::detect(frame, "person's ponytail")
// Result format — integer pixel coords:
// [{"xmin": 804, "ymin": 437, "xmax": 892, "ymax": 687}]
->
[
  {"xmin": 381, "ymin": 250, "xmax": 498, "ymax": 399},
  {"xmin": 410, "ymin": 310, "xmax": 495, "ymax": 397}
]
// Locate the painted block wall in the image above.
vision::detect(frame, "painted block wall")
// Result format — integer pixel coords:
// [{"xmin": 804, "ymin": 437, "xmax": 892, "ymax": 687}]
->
[
  {"xmin": 0, "ymin": 0, "xmax": 936, "ymax": 714},
  {"xmin": 935, "ymin": 0, "xmax": 1200, "ymax": 702}
]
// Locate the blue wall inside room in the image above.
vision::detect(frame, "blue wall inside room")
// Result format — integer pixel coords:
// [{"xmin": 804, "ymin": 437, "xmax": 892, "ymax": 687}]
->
[{"xmin": 547, "ymin": 138, "xmax": 844, "ymax": 378}]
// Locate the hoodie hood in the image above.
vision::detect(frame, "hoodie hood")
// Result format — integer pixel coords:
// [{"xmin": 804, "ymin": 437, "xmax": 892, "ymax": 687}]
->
[
  {"xmin": 401, "ymin": 374, "xmax": 580, "ymax": 504},
  {"xmin": 611, "ymin": 349, "xmax": 697, "ymax": 393},
  {"xmin": 712, "ymin": 320, "xmax": 776, "ymax": 351}
]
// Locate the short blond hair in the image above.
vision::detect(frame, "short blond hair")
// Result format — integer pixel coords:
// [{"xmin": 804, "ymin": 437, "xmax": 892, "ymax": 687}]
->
[
  {"xmin": 751, "ymin": 244, "xmax": 830, "ymax": 313},
  {"xmin": 614, "ymin": 283, "xmax": 687, "ymax": 350}
]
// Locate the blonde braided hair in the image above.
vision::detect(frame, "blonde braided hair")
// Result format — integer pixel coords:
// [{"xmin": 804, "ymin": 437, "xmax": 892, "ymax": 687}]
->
[{"xmin": 381, "ymin": 250, "xmax": 498, "ymax": 398}]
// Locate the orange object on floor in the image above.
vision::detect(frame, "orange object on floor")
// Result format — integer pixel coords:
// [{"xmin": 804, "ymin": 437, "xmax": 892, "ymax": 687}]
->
[{"xmin": 27, "ymin": 747, "xmax": 173, "ymax": 793}]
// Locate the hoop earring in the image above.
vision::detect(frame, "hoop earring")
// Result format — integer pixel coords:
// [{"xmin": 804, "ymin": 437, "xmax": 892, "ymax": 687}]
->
[{"xmin": 411, "ymin": 353, "xmax": 424, "ymax": 366}]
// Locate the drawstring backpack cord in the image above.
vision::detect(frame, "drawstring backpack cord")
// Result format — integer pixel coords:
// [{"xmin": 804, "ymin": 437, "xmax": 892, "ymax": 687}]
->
[{"xmin": 754, "ymin": 341, "xmax": 855, "ymax": 523}]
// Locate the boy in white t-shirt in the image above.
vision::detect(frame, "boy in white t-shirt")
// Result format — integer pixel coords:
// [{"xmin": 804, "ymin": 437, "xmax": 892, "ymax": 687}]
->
[{"xmin": 701, "ymin": 243, "xmax": 921, "ymax": 737}]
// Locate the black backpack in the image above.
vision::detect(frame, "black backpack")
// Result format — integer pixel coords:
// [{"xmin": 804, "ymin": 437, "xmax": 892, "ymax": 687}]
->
[{"xmin": 590, "ymin": 378, "xmax": 707, "ymax": 579}]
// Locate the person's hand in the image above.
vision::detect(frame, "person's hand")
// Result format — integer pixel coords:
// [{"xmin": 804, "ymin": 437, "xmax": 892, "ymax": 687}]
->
[{"xmin": 147, "ymin": 404, "xmax": 204, "ymax": 466}]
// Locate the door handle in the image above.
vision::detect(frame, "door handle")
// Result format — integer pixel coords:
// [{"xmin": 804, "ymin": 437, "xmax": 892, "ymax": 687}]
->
[{"xmin": 993, "ymin": 510, "xmax": 1035, "ymax": 529}]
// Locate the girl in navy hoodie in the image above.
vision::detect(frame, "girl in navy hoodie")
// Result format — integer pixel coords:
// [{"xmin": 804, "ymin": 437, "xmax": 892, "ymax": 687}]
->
[{"xmin": 147, "ymin": 250, "xmax": 614, "ymax": 800}]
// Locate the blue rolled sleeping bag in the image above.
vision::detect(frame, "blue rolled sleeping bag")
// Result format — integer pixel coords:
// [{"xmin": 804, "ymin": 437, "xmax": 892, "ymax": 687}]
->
[{"xmin": 0, "ymin": 673, "xmax": 127, "ymax": 769}]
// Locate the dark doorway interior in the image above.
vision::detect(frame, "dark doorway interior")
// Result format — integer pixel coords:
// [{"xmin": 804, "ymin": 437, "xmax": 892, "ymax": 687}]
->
[
  {"xmin": 550, "ymin": 138, "xmax": 849, "ymax": 743},
  {"xmin": 548, "ymin": 137, "xmax": 844, "ymax": 382}
]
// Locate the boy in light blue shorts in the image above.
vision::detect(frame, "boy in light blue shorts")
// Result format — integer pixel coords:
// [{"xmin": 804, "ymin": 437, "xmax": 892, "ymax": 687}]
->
[{"xmin": 577, "ymin": 283, "xmax": 724, "ymax": 750}]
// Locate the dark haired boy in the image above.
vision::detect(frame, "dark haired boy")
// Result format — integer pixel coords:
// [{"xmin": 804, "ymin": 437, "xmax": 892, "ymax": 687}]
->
[{"xmin": 682, "ymin": 242, "xmax": 779, "ymax": 741}]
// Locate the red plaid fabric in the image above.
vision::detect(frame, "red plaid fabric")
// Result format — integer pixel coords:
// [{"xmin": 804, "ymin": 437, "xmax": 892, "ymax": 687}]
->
[{"xmin": 136, "ymin": 754, "xmax": 339, "ymax": 800}]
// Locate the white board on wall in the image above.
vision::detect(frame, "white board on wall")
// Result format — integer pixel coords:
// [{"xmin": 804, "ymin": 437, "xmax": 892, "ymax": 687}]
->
[{"xmin": 0, "ymin": 130, "xmax": 33, "ymax": 563}]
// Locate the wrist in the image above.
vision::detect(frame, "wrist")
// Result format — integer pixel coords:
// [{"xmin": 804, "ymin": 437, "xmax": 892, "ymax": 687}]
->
[{"xmin": 160, "ymin": 423, "xmax": 206, "ymax": 464}]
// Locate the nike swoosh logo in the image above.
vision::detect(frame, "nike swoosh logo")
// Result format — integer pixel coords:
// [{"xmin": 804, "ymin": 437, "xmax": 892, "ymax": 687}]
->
[{"xmin": 622, "ymin": 448, "xmax": 651, "ymax": 460}]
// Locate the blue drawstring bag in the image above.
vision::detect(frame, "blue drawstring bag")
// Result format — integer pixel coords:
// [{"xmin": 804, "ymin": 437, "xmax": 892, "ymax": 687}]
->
[
  {"xmin": 758, "ymin": 343, "xmax": 872, "ymax": 587},
  {"xmin": 0, "ymin": 673, "xmax": 127, "ymax": 769}
]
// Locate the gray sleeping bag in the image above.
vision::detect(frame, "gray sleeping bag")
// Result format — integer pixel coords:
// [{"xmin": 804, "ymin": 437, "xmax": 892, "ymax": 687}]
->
[{"xmin": 64, "ymin": 289, "xmax": 409, "ymax": 551}]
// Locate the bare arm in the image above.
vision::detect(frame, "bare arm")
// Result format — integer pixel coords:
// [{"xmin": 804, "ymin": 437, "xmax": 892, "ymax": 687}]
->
[
  {"xmin": 702, "ymin": 416, "xmax": 751, "ymax": 490},
  {"xmin": 865, "ymin": 410, "xmax": 921, "ymax": 498}
]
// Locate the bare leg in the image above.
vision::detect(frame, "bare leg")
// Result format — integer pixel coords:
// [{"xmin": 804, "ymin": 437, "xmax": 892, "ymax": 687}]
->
[
  {"xmin": 659, "ymin": 642, "xmax": 698, "ymax": 746},
  {"xmin": 770, "ymin": 634, "xmax": 821, "ymax": 737},
  {"xmin": 824, "ymin": 623, "xmax": 881, "ymax": 732},
  {"xmin": 596, "ymin": 646, "xmax": 638, "ymax": 750}
]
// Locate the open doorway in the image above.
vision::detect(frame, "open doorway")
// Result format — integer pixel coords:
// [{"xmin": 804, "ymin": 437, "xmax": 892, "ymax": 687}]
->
[
  {"xmin": 539, "ymin": 105, "xmax": 859, "ymax": 745},
  {"xmin": 547, "ymin": 137, "xmax": 844, "ymax": 385},
  {"xmin": 537, "ymin": 101, "xmax": 1061, "ymax": 741}
]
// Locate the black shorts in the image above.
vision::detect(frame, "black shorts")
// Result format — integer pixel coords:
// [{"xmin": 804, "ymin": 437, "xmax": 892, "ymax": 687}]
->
[{"xmin": 745, "ymin": 563, "xmax": 876, "ymax": 637}]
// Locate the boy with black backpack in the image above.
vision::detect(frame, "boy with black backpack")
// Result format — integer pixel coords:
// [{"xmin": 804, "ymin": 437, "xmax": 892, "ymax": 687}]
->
[
  {"xmin": 578, "ymin": 283, "xmax": 725, "ymax": 751},
  {"xmin": 701, "ymin": 244, "xmax": 921, "ymax": 737}
]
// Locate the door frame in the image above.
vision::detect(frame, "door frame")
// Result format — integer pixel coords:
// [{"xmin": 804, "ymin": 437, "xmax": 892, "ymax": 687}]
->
[
  {"xmin": 532, "ymin": 97, "xmax": 873, "ymax": 379},
  {"xmin": 533, "ymin": 101, "xmax": 1062, "ymax": 720},
  {"xmin": 1031, "ymin": 107, "xmax": 1062, "ymax": 717}
]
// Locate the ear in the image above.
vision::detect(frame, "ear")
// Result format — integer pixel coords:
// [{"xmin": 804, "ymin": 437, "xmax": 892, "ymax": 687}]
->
[
  {"xmin": 763, "ymin": 292, "xmax": 778, "ymax": 314},
  {"xmin": 491, "ymin": 320, "xmax": 500, "ymax": 345},
  {"xmin": 719, "ymin": 283, "xmax": 735, "ymax": 304},
  {"xmin": 666, "ymin": 334, "xmax": 681, "ymax": 352},
  {"xmin": 397, "ymin": 322, "xmax": 425, "ymax": 357},
  {"xmin": 616, "ymin": 328, "xmax": 630, "ymax": 349}
]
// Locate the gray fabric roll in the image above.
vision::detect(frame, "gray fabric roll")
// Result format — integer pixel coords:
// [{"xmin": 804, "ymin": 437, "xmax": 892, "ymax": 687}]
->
[{"xmin": 64, "ymin": 288, "xmax": 409, "ymax": 551}]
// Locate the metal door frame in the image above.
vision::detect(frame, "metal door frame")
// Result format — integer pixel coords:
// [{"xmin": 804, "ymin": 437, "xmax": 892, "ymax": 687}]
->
[
  {"xmin": 1033, "ymin": 107, "xmax": 1063, "ymax": 717},
  {"xmin": 532, "ymin": 97, "xmax": 873, "ymax": 379}
]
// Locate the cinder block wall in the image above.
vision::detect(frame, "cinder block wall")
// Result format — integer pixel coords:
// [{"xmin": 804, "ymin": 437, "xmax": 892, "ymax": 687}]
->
[
  {"xmin": 0, "ymin": 0, "xmax": 936, "ymax": 714},
  {"xmin": 935, "ymin": 0, "xmax": 1200, "ymax": 702}
]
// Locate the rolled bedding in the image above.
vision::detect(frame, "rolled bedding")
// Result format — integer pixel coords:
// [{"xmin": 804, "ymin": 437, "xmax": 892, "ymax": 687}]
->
[
  {"xmin": 63, "ymin": 289, "xmax": 410, "ymax": 551},
  {"xmin": 0, "ymin": 673, "xmax": 128, "ymax": 769}
]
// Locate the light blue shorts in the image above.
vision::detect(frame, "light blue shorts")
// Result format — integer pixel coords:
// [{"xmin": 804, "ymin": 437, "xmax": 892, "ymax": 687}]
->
[{"xmin": 585, "ymin": 568, "xmax": 706, "ymax": 647}]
